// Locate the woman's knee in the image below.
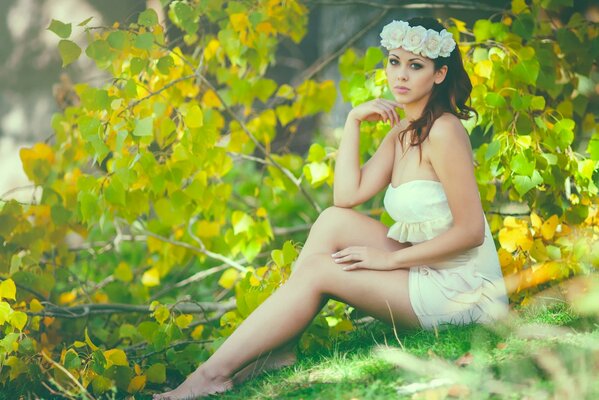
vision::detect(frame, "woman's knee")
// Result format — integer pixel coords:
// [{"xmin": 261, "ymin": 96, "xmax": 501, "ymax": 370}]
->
[
  {"xmin": 310, "ymin": 206, "xmax": 352, "ymax": 234},
  {"xmin": 289, "ymin": 253, "xmax": 329, "ymax": 287}
]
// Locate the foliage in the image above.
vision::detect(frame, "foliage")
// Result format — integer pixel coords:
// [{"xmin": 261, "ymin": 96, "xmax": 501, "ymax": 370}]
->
[{"xmin": 0, "ymin": 0, "xmax": 597, "ymax": 397}]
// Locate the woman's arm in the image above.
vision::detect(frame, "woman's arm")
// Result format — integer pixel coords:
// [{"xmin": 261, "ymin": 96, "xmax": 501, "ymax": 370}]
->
[
  {"xmin": 333, "ymin": 99, "xmax": 402, "ymax": 208},
  {"xmin": 332, "ymin": 114, "xmax": 485, "ymax": 272},
  {"xmin": 389, "ymin": 115, "xmax": 485, "ymax": 270}
]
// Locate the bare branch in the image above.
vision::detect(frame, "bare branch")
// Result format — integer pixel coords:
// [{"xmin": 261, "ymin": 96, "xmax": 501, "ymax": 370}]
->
[{"xmin": 30, "ymin": 298, "xmax": 236, "ymax": 319}]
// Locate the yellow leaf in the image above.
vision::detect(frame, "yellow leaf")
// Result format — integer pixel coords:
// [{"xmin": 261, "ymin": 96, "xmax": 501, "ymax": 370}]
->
[
  {"xmin": 10, "ymin": 311, "xmax": 27, "ymax": 331},
  {"xmin": 104, "ymin": 348, "xmax": 128, "ymax": 367},
  {"xmin": 114, "ymin": 262, "xmax": 133, "ymax": 282},
  {"xmin": 530, "ymin": 211, "xmax": 542, "ymax": 232},
  {"xmin": 202, "ymin": 89, "xmax": 223, "ymax": 108},
  {"xmin": 142, "ymin": 267, "xmax": 160, "ymax": 287},
  {"xmin": 0, "ymin": 301, "xmax": 13, "ymax": 325},
  {"xmin": 249, "ymin": 273, "xmax": 261, "ymax": 287},
  {"xmin": 230, "ymin": 13, "xmax": 249, "ymax": 32},
  {"xmin": 474, "ymin": 60, "xmax": 493, "ymax": 79},
  {"xmin": 218, "ymin": 268, "xmax": 239, "ymax": 289},
  {"xmin": 498, "ymin": 225, "xmax": 533, "ymax": 252},
  {"xmin": 203, "ymin": 39, "xmax": 220, "ymax": 61},
  {"xmin": 0, "ymin": 279, "xmax": 16, "ymax": 301},
  {"xmin": 59, "ymin": 290, "xmax": 76, "ymax": 304},
  {"xmin": 29, "ymin": 298, "xmax": 43, "ymax": 312},
  {"xmin": 497, "ymin": 248, "xmax": 513, "ymax": 268},
  {"xmin": 134, "ymin": 363, "xmax": 142, "ymax": 375},
  {"xmin": 175, "ymin": 314, "xmax": 193, "ymax": 329},
  {"xmin": 128, "ymin": 375, "xmax": 146, "ymax": 393},
  {"xmin": 184, "ymin": 104, "xmax": 203, "ymax": 128},
  {"xmin": 256, "ymin": 207, "xmax": 267, "ymax": 218},
  {"xmin": 85, "ymin": 327, "xmax": 99, "ymax": 351},
  {"xmin": 191, "ymin": 324, "xmax": 204, "ymax": 340},
  {"xmin": 256, "ymin": 266, "xmax": 269, "ymax": 277},
  {"xmin": 541, "ymin": 215, "xmax": 559, "ymax": 240},
  {"xmin": 153, "ymin": 305, "xmax": 170, "ymax": 324}
]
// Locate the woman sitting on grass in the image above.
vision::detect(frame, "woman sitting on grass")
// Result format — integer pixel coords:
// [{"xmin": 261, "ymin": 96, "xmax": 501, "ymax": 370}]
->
[{"xmin": 154, "ymin": 16, "xmax": 510, "ymax": 399}]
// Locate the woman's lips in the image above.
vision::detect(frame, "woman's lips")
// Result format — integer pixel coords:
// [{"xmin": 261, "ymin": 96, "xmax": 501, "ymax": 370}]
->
[{"xmin": 394, "ymin": 86, "xmax": 410, "ymax": 94}]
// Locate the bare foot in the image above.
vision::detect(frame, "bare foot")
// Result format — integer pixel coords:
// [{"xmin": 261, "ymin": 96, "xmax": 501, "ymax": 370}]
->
[
  {"xmin": 152, "ymin": 367, "xmax": 233, "ymax": 400},
  {"xmin": 232, "ymin": 350, "xmax": 297, "ymax": 385}
]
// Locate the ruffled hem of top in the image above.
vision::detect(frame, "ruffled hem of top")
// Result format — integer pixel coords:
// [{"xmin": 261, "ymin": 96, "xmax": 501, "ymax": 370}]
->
[{"xmin": 386, "ymin": 213, "xmax": 453, "ymax": 243}]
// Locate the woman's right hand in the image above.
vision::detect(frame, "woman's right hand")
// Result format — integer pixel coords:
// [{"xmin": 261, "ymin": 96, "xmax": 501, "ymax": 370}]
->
[{"xmin": 348, "ymin": 98, "xmax": 403, "ymax": 126}]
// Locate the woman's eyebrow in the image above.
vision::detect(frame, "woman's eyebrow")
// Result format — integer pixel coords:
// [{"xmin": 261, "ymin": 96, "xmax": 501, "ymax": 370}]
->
[{"xmin": 389, "ymin": 54, "xmax": 423, "ymax": 62}]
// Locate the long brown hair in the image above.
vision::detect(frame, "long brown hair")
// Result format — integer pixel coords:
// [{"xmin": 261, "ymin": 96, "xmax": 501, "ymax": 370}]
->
[{"xmin": 388, "ymin": 17, "xmax": 478, "ymax": 164}]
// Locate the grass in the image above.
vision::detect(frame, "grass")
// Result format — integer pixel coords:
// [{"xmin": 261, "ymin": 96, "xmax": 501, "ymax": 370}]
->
[
  {"xmin": 214, "ymin": 302, "xmax": 599, "ymax": 399},
  {"xmin": 6, "ymin": 302, "xmax": 599, "ymax": 399}
]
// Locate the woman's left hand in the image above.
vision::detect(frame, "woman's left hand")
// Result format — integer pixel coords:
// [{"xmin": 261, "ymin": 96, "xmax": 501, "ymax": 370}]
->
[{"xmin": 331, "ymin": 246, "xmax": 394, "ymax": 271}]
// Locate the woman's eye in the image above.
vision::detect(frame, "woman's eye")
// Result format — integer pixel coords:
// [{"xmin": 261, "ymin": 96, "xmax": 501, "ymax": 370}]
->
[{"xmin": 388, "ymin": 59, "xmax": 422, "ymax": 69}]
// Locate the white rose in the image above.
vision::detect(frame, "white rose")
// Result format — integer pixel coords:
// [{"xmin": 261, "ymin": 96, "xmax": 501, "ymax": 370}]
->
[
  {"xmin": 401, "ymin": 26, "xmax": 428, "ymax": 55},
  {"xmin": 438, "ymin": 29, "xmax": 456, "ymax": 57},
  {"xmin": 421, "ymin": 29, "xmax": 443, "ymax": 59},
  {"xmin": 380, "ymin": 20, "xmax": 410, "ymax": 50}
]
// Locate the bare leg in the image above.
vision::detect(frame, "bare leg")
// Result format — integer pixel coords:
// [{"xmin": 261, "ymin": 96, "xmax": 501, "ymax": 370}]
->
[
  {"xmin": 235, "ymin": 206, "xmax": 416, "ymax": 383},
  {"xmin": 153, "ymin": 207, "xmax": 417, "ymax": 399}
]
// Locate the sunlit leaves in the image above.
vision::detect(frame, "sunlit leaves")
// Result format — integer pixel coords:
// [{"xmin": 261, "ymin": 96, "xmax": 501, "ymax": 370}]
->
[
  {"xmin": 138, "ymin": 9, "xmax": 158, "ymax": 27},
  {"xmin": 0, "ymin": 279, "xmax": 17, "ymax": 301},
  {"xmin": 47, "ymin": 19, "xmax": 72, "ymax": 38},
  {"xmin": 218, "ymin": 268, "xmax": 240, "ymax": 289},
  {"xmin": 57, "ymin": 40, "xmax": 81, "ymax": 67},
  {"xmin": 133, "ymin": 116, "xmax": 154, "ymax": 137}
]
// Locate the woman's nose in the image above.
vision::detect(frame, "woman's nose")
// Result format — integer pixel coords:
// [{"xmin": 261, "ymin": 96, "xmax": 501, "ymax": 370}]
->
[{"xmin": 396, "ymin": 67, "xmax": 408, "ymax": 80}]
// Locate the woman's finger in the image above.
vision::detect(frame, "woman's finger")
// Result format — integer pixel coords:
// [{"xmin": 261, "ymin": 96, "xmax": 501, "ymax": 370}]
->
[{"xmin": 376, "ymin": 104, "xmax": 394, "ymax": 126}]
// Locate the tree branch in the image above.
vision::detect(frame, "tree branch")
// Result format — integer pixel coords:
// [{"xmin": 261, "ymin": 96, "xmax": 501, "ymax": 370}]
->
[{"xmin": 30, "ymin": 298, "xmax": 235, "ymax": 319}]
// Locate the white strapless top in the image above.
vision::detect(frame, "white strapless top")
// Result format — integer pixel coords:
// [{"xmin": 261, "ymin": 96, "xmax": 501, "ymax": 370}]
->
[
  {"xmin": 384, "ymin": 179, "xmax": 453, "ymax": 244},
  {"xmin": 383, "ymin": 179, "xmax": 510, "ymax": 313}
]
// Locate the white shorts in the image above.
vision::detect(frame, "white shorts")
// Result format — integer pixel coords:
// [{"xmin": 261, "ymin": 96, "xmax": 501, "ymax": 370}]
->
[{"xmin": 408, "ymin": 265, "xmax": 509, "ymax": 331}]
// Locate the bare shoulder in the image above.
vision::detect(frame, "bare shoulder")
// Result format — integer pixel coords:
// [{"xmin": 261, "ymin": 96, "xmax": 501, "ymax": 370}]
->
[{"xmin": 428, "ymin": 113, "xmax": 470, "ymax": 147}]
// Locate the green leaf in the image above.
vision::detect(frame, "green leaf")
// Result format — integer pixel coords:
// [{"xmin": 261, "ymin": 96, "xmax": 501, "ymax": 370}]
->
[
  {"xmin": 307, "ymin": 143, "xmax": 326, "ymax": 162},
  {"xmin": 58, "ymin": 40, "xmax": 81, "ymax": 67},
  {"xmin": 78, "ymin": 16, "xmax": 94, "ymax": 26},
  {"xmin": 64, "ymin": 349, "xmax": 82, "ymax": 370},
  {"xmin": 232, "ymin": 211, "xmax": 253, "ymax": 235},
  {"xmin": 484, "ymin": 92, "xmax": 506, "ymax": 108},
  {"xmin": 156, "ymin": 55, "xmax": 174, "ymax": 74},
  {"xmin": 184, "ymin": 105, "xmax": 203, "ymax": 128},
  {"xmin": 107, "ymin": 30, "xmax": 127, "ymax": 49},
  {"xmin": 47, "ymin": 19, "xmax": 72, "ymax": 38},
  {"xmin": 105, "ymin": 178, "xmax": 126, "ymax": 206},
  {"xmin": 133, "ymin": 117, "xmax": 154, "ymax": 137},
  {"xmin": 513, "ymin": 170, "xmax": 543, "ymax": 196},
  {"xmin": 78, "ymin": 191, "xmax": 100, "ymax": 223},
  {"xmin": 510, "ymin": 153, "xmax": 535, "ymax": 176},
  {"xmin": 134, "ymin": 33, "xmax": 154, "ymax": 50},
  {"xmin": 115, "ymin": 130, "xmax": 128, "ymax": 153},
  {"xmin": 146, "ymin": 363, "xmax": 166, "ymax": 384},
  {"xmin": 364, "ymin": 47, "xmax": 383, "ymax": 70},
  {"xmin": 138, "ymin": 9, "xmax": 159, "ymax": 27},
  {"xmin": 282, "ymin": 240, "xmax": 298, "ymax": 265},
  {"xmin": 586, "ymin": 138, "xmax": 599, "ymax": 161},
  {"xmin": 485, "ymin": 140, "xmax": 500, "ymax": 160}
]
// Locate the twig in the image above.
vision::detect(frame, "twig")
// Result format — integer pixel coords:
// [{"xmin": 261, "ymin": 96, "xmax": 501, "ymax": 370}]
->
[
  {"xmin": 293, "ymin": 8, "xmax": 389, "ymax": 85},
  {"xmin": 142, "ymin": 229, "xmax": 249, "ymax": 273},
  {"xmin": 40, "ymin": 350, "xmax": 96, "ymax": 400},
  {"xmin": 29, "ymin": 299, "xmax": 236, "ymax": 319}
]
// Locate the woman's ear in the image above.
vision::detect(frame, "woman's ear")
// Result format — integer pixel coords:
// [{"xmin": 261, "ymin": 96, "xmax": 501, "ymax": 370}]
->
[{"xmin": 434, "ymin": 65, "xmax": 448, "ymax": 85}]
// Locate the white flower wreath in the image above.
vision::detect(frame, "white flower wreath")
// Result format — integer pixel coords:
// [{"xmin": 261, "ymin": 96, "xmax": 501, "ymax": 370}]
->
[{"xmin": 379, "ymin": 20, "xmax": 456, "ymax": 59}]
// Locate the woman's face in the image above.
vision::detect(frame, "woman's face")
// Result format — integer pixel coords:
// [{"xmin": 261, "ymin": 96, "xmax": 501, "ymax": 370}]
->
[{"xmin": 385, "ymin": 47, "xmax": 447, "ymax": 105}]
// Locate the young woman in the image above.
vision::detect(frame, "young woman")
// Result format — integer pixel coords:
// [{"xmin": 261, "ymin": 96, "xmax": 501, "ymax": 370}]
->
[{"xmin": 154, "ymin": 16, "xmax": 510, "ymax": 399}]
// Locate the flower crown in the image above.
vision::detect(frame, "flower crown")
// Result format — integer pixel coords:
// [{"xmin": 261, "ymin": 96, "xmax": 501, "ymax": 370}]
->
[{"xmin": 379, "ymin": 20, "xmax": 456, "ymax": 59}]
